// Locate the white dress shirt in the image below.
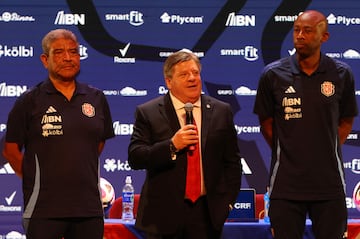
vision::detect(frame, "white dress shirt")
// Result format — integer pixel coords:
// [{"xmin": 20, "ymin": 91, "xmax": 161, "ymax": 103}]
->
[{"xmin": 169, "ymin": 92, "xmax": 206, "ymax": 195}]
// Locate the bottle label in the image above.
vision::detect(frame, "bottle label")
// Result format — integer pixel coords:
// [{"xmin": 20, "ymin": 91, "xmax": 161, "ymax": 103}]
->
[
  {"xmin": 122, "ymin": 192, "xmax": 134, "ymax": 203},
  {"xmin": 264, "ymin": 192, "xmax": 270, "ymax": 223}
]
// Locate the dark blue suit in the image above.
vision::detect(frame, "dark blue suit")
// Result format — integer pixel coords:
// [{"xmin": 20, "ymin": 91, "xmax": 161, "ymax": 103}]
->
[{"xmin": 128, "ymin": 93, "xmax": 241, "ymax": 235}]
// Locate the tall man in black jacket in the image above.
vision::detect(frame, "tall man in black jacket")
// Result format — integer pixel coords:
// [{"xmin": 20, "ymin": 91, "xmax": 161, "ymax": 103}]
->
[{"xmin": 128, "ymin": 50, "xmax": 242, "ymax": 239}]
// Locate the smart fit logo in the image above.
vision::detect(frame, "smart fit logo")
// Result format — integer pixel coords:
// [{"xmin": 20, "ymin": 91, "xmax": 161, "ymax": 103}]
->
[{"xmin": 344, "ymin": 159, "xmax": 360, "ymax": 174}]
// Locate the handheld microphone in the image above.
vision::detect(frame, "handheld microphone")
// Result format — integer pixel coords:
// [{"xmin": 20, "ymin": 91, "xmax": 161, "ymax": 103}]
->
[
  {"xmin": 184, "ymin": 102, "xmax": 194, "ymax": 125},
  {"xmin": 184, "ymin": 102, "xmax": 196, "ymax": 151}
]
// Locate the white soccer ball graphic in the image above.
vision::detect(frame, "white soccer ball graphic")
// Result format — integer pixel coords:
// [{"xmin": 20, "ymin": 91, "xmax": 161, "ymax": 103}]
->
[{"xmin": 100, "ymin": 177, "xmax": 115, "ymax": 208}]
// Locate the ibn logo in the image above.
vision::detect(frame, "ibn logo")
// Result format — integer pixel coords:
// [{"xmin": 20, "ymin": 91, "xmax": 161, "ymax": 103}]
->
[
  {"xmin": 54, "ymin": 11, "xmax": 85, "ymax": 25},
  {"xmin": 0, "ymin": 82, "xmax": 27, "ymax": 97}
]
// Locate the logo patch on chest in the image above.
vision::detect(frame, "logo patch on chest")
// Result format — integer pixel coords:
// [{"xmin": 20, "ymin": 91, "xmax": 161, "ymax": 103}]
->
[
  {"xmin": 82, "ymin": 103, "xmax": 95, "ymax": 117},
  {"xmin": 41, "ymin": 106, "xmax": 63, "ymax": 137},
  {"xmin": 321, "ymin": 81, "xmax": 335, "ymax": 97}
]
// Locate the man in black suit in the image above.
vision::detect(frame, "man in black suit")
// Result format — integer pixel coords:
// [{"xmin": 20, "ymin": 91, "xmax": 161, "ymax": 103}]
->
[{"xmin": 128, "ymin": 49, "xmax": 242, "ymax": 239}]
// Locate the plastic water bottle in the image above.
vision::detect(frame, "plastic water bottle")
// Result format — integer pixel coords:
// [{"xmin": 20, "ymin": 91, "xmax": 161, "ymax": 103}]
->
[
  {"xmin": 264, "ymin": 189, "xmax": 270, "ymax": 223},
  {"xmin": 122, "ymin": 176, "xmax": 134, "ymax": 222}
]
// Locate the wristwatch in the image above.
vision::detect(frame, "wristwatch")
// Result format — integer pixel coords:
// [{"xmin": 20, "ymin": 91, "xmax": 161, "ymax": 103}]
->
[{"xmin": 170, "ymin": 140, "xmax": 178, "ymax": 160}]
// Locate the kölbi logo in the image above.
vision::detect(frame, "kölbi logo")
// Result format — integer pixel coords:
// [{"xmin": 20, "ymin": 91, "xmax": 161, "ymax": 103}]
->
[{"xmin": 0, "ymin": 45, "xmax": 33, "ymax": 57}]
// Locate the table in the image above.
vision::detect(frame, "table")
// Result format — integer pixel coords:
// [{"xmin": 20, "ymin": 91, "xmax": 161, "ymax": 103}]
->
[
  {"xmin": 104, "ymin": 219, "xmax": 360, "ymax": 239},
  {"xmin": 104, "ymin": 219, "xmax": 144, "ymax": 239},
  {"xmin": 0, "ymin": 217, "xmax": 359, "ymax": 238}
]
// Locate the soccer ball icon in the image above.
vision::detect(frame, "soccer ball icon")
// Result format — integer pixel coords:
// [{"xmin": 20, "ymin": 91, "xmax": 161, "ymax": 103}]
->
[
  {"xmin": 100, "ymin": 177, "xmax": 115, "ymax": 209},
  {"xmin": 353, "ymin": 181, "xmax": 360, "ymax": 212}
]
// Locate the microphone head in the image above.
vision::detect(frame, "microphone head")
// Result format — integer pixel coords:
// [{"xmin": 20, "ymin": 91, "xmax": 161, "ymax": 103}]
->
[{"xmin": 184, "ymin": 102, "xmax": 193, "ymax": 112}]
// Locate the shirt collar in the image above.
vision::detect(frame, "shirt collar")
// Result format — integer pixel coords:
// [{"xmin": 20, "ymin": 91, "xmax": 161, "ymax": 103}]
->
[
  {"xmin": 169, "ymin": 92, "xmax": 201, "ymax": 110},
  {"xmin": 290, "ymin": 53, "xmax": 327, "ymax": 75},
  {"xmin": 42, "ymin": 78, "xmax": 87, "ymax": 95}
]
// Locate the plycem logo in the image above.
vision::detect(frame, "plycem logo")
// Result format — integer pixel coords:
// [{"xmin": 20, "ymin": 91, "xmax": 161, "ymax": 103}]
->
[
  {"xmin": 235, "ymin": 125, "xmax": 261, "ymax": 135},
  {"xmin": 327, "ymin": 14, "xmax": 337, "ymax": 24},
  {"xmin": 327, "ymin": 13, "xmax": 360, "ymax": 26},
  {"xmin": 160, "ymin": 12, "xmax": 203, "ymax": 24}
]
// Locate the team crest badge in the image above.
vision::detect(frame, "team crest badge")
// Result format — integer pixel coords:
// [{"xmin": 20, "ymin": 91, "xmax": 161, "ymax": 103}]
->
[
  {"xmin": 321, "ymin": 81, "xmax": 335, "ymax": 97},
  {"xmin": 82, "ymin": 103, "xmax": 95, "ymax": 117}
]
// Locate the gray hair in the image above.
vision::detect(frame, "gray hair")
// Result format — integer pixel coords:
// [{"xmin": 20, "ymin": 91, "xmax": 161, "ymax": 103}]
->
[
  {"xmin": 41, "ymin": 29, "xmax": 79, "ymax": 55},
  {"xmin": 163, "ymin": 49, "xmax": 201, "ymax": 79}
]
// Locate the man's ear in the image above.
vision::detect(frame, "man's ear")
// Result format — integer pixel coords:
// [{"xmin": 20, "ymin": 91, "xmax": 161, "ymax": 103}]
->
[
  {"xmin": 321, "ymin": 31, "xmax": 329, "ymax": 43},
  {"xmin": 40, "ymin": 53, "xmax": 49, "ymax": 68},
  {"xmin": 165, "ymin": 77, "xmax": 171, "ymax": 90}
]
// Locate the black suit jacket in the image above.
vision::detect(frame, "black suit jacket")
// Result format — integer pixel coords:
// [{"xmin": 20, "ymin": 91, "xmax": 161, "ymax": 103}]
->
[{"xmin": 128, "ymin": 93, "xmax": 241, "ymax": 234}]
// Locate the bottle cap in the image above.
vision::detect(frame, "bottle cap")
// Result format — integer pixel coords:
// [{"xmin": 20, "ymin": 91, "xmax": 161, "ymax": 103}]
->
[{"xmin": 125, "ymin": 176, "xmax": 132, "ymax": 184}]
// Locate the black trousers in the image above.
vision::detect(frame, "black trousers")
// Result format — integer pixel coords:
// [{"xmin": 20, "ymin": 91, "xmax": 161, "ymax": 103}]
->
[
  {"xmin": 146, "ymin": 196, "xmax": 222, "ymax": 239},
  {"xmin": 23, "ymin": 217, "xmax": 104, "ymax": 239},
  {"xmin": 269, "ymin": 198, "xmax": 347, "ymax": 239}
]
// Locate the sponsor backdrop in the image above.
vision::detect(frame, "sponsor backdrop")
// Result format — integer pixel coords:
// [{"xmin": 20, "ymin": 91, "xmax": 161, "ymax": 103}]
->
[{"xmin": 1, "ymin": 0, "xmax": 360, "ymax": 236}]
